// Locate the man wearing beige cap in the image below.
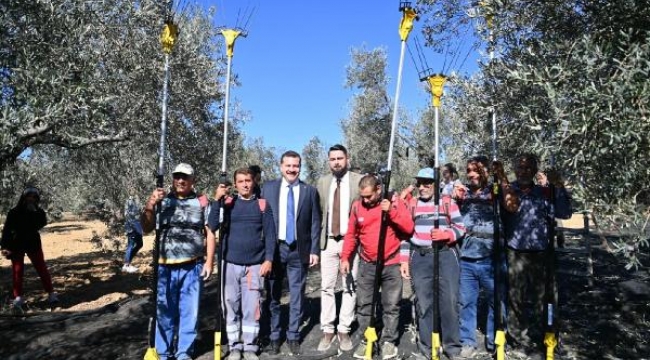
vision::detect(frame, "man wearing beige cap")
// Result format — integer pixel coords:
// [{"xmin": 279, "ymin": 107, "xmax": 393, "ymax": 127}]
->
[{"xmin": 141, "ymin": 163, "xmax": 215, "ymax": 360}]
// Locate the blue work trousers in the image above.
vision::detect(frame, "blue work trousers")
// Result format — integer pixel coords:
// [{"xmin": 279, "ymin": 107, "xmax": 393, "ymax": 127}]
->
[{"xmin": 155, "ymin": 260, "xmax": 204, "ymax": 360}]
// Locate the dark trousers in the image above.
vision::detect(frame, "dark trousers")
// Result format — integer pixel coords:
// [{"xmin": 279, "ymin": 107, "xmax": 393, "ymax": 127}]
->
[
  {"xmin": 411, "ymin": 247, "xmax": 461, "ymax": 357},
  {"xmin": 356, "ymin": 259, "xmax": 403, "ymax": 344},
  {"xmin": 269, "ymin": 242, "xmax": 308, "ymax": 341},
  {"xmin": 507, "ymin": 250, "xmax": 548, "ymax": 348}
]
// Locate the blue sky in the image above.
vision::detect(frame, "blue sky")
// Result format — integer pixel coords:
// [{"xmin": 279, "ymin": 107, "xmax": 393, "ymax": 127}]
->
[{"xmin": 203, "ymin": 0, "xmax": 477, "ymax": 153}]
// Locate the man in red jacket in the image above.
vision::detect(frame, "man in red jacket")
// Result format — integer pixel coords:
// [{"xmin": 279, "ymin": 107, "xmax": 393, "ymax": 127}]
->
[{"xmin": 340, "ymin": 174, "xmax": 414, "ymax": 360}]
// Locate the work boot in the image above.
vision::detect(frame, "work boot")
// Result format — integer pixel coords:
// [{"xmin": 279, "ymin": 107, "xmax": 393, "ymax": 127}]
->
[
  {"xmin": 242, "ymin": 351, "xmax": 258, "ymax": 360},
  {"xmin": 353, "ymin": 341, "xmax": 367, "ymax": 359},
  {"xmin": 287, "ymin": 340, "xmax": 301, "ymax": 356},
  {"xmin": 227, "ymin": 349, "xmax": 242, "ymax": 360},
  {"xmin": 506, "ymin": 346, "xmax": 528, "ymax": 359},
  {"xmin": 381, "ymin": 342, "xmax": 398, "ymax": 360},
  {"xmin": 410, "ymin": 351, "xmax": 428, "ymax": 360},
  {"xmin": 318, "ymin": 332, "xmax": 335, "ymax": 351},
  {"xmin": 266, "ymin": 340, "xmax": 280, "ymax": 356},
  {"xmin": 459, "ymin": 346, "xmax": 477, "ymax": 358},
  {"xmin": 444, "ymin": 352, "xmax": 459, "ymax": 360}
]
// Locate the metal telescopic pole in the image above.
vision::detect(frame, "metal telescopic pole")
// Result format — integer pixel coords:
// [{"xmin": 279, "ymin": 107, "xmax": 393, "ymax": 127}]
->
[
  {"xmin": 544, "ymin": 155, "xmax": 558, "ymax": 359},
  {"xmin": 491, "ymin": 112, "xmax": 497, "ymax": 162},
  {"xmin": 480, "ymin": 4, "xmax": 507, "ymax": 357},
  {"xmin": 428, "ymin": 74, "xmax": 446, "ymax": 360},
  {"xmin": 581, "ymin": 175, "xmax": 594, "ymax": 288},
  {"xmin": 221, "ymin": 53, "xmax": 233, "ymax": 174},
  {"xmin": 145, "ymin": 13, "xmax": 177, "ymax": 360},
  {"xmin": 215, "ymin": 28, "xmax": 244, "ymax": 360},
  {"xmin": 492, "ymin": 109, "xmax": 506, "ymax": 360},
  {"xmin": 364, "ymin": 4, "xmax": 417, "ymax": 360},
  {"xmin": 158, "ymin": 55, "xmax": 170, "ymax": 187},
  {"xmin": 386, "ymin": 38, "xmax": 407, "ymax": 170},
  {"xmin": 433, "ymin": 104, "xmax": 442, "ymax": 360}
]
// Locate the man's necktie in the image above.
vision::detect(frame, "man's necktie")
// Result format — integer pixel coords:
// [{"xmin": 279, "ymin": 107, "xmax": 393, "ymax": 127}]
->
[
  {"xmin": 331, "ymin": 178, "xmax": 341, "ymax": 236},
  {"xmin": 286, "ymin": 183, "xmax": 296, "ymax": 245}
]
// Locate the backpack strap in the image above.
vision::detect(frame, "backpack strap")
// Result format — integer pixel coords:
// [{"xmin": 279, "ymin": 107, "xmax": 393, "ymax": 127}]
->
[
  {"xmin": 198, "ymin": 194, "xmax": 209, "ymax": 209},
  {"xmin": 196, "ymin": 194, "xmax": 210, "ymax": 235},
  {"xmin": 440, "ymin": 195, "xmax": 453, "ymax": 224},
  {"xmin": 224, "ymin": 196, "xmax": 234, "ymax": 207},
  {"xmin": 351, "ymin": 199, "xmax": 359, "ymax": 219}
]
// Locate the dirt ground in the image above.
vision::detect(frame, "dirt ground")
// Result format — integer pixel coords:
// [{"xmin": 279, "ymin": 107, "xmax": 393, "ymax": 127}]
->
[{"xmin": 0, "ymin": 214, "xmax": 648, "ymax": 360}]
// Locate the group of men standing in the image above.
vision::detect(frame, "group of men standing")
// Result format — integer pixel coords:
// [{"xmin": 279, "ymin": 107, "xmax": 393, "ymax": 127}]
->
[{"xmin": 140, "ymin": 145, "xmax": 572, "ymax": 360}]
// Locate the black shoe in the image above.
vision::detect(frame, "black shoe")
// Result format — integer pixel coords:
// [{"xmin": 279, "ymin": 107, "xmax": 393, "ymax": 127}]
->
[
  {"xmin": 287, "ymin": 340, "xmax": 301, "ymax": 356},
  {"xmin": 267, "ymin": 340, "xmax": 281, "ymax": 355}
]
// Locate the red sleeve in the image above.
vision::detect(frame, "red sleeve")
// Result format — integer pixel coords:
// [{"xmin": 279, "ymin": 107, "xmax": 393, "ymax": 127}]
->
[
  {"xmin": 341, "ymin": 201, "xmax": 360, "ymax": 262},
  {"xmin": 388, "ymin": 196, "xmax": 415, "ymax": 236}
]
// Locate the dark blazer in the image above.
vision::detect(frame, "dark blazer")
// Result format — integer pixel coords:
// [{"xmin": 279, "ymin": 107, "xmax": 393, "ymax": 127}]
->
[
  {"xmin": 262, "ymin": 178, "xmax": 322, "ymax": 264},
  {"xmin": 317, "ymin": 171, "xmax": 363, "ymax": 250}
]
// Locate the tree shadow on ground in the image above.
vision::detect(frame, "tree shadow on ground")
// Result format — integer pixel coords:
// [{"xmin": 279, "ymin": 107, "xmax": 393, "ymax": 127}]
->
[
  {"xmin": 558, "ymin": 243, "xmax": 650, "ymax": 360},
  {"xmin": 41, "ymin": 224, "xmax": 88, "ymax": 234},
  {"xmin": 0, "ymin": 249, "xmax": 151, "ymax": 313},
  {"xmin": 1, "ymin": 229, "xmax": 648, "ymax": 360}
]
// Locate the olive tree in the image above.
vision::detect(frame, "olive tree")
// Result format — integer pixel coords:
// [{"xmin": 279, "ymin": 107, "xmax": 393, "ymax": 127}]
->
[
  {"xmin": 341, "ymin": 46, "xmax": 418, "ymax": 191},
  {"xmin": 419, "ymin": 0, "xmax": 650, "ymax": 265},
  {"xmin": 301, "ymin": 136, "xmax": 327, "ymax": 185},
  {"xmin": 0, "ymin": 1, "xmax": 268, "ymax": 221}
]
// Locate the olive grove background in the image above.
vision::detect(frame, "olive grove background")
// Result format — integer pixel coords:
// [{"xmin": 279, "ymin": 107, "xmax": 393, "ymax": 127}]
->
[{"xmin": 1, "ymin": 0, "xmax": 647, "ymax": 266}]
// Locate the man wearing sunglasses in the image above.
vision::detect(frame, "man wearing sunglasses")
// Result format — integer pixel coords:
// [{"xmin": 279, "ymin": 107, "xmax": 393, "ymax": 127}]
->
[{"xmin": 401, "ymin": 167, "xmax": 466, "ymax": 360}]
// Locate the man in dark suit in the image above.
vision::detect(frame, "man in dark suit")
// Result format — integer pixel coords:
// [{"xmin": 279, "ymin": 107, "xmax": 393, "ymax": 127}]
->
[
  {"xmin": 316, "ymin": 144, "xmax": 362, "ymax": 352},
  {"xmin": 261, "ymin": 150, "xmax": 321, "ymax": 356}
]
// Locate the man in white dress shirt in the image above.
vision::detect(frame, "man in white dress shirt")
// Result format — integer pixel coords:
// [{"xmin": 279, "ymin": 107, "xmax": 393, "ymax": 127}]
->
[{"xmin": 316, "ymin": 144, "xmax": 362, "ymax": 352}]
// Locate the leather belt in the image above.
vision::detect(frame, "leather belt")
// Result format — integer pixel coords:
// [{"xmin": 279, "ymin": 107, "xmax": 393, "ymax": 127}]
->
[
  {"xmin": 412, "ymin": 244, "xmax": 450, "ymax": 255},
  {"xmin": 466, "ymin": 231, "xmax": 493, "ymax": 239}
]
